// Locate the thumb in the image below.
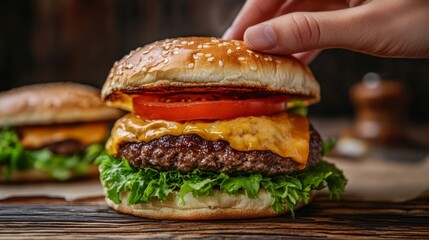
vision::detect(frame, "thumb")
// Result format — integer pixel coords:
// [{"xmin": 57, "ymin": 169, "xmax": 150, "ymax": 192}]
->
[{"xmin": 243, "ymin": 7, "xmax": 371, "ymax": 55}]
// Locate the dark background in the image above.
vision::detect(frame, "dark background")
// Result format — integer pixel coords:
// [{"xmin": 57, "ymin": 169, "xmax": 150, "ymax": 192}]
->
[{"xmin": 1, "ymin": 0, "xmax": 428, "ymax": 122}]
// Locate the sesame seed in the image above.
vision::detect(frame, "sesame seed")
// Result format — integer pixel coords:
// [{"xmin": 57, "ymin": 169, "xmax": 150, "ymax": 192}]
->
[
  {"xmin": 238, "ymin": 57, "xmax": 245, "ymax": 61},
  {"xmin": 227, "ymin": 49, "xmax": 233, "ymax": 54},
  {"xmin": 234, "ymin": 42, "xmax": 240, "ymax": 46},
  {"xmin": 162, "ymin": 50, "xmax": 169, "ymax": 56},
  {"xmin": 125, "ymin": 54, "xmax": 132, "ymax": 59},
  {"xmin": 136, "ymin": 47, "xmax": 142, "ymax": 51},
  {"xmin": 246, "ymin": 49, "xmax": 253, "ymax": 53},
  {"xmin": 236, "ymin": 46, "xmax": 241, "ymax": 50},
  {"xmin": 268, "ymin": 56, "xmax": 273, "ymax": 61},
  {"xmin": 263, "ymin": 57, "xmax": 269, "ymax": 61},
  {"xmin": 211, "ymin": 39, "xmax": 220, "ymax": 43},
  {"xmin": 142, "ymin": 67, "xmax": 148, "ymax": 72},
  {"xmin": 149, "ymin": 57, "xmax": 153, "ymax": 60},
  {"xmin": 205, "ymin": 53, "xmax": 212, "ymax": 57},
  {"xmin": 117, "ymin": 69, "xmax": 123, "ymax": 75},
  {"xmin": 181, "ymin": 41, "xmax": 188, "ymax": 44},
  {"xmin": 188, "ymin": 41, "xmax": 195, "ymax": 45},
  {"xmin": 196, "ymin": 52, "xmax": 204, "ymax": 56},
  {"xmin": 207, "ymin": 57, "xmax": 214, "ymax": 62},
  {"xmin": 188, "ymin": 63, "xmax": 194, "ymax": 68},
  {"xmin": 254, "ymin": 54, "xmax": 260, "ymax": 58},
  {"xmin": 164, "ymin": 58, "xmax": 169, "ymax": 64},
  {"xmin": 193, "ymin": 54, "xmax": 199, "ymax": 60},
  {"xmin": 142, "ymin": 50, "xmax": 150, "ymax": 55},
  {"xmin": 218, "ymin": 60, "xmax": 223, "ymax": 67},
  {"xmin": 164, "ymin": 46, "xmax": 170, "ymax": 50},
  {"xmin": 125, "ymin": 63, "xmax": 134, "ymax": 69},
  {"xmin": 203, "ymin": 45, "xmax": 210, "ymax": 48},
  {"xmin": 113, "ymin": 61, "xmax": 119, "ymax": 66},
  {"xmin": 250, "ymin": 66, "xmax": 257, "ymax": 71},
  {"xmin": 197, "ymin": 44, "xmax": 203, "ymax": 49},
  {"xmin": 173, "ymin": 50, "xmax": 179, "ymax": 55}
]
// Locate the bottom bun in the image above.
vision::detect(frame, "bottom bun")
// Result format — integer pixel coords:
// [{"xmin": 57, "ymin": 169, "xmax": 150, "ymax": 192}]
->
[
  {"xmin": 0, "ymin": 165, "xmax": 99, "ymax": 182},
  {"xmin": 105, "ymin": 188, "xmax": 312, "ymax": 220}
]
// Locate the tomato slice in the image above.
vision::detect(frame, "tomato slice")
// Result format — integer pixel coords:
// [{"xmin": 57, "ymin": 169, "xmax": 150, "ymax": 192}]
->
[{"xmin": 132, "ymin": 94, "xmax": 288, "ymax": 121}]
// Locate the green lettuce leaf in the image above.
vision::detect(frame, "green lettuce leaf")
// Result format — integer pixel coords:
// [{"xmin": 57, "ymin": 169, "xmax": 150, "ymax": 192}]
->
[
  {"xmin": 287, "ymin": 101, "xmax": 308, "ymax": 116},
  {"xmin": 97, "ymin": 152, "xmax": 347, "ymax": 216},
  {"xmin": 0, "ymin": 128, "xmax": 25, "ymax": 178},
  {"xmin": 0, "ymin": 128, "xmax": 103, "ymax": 181}
]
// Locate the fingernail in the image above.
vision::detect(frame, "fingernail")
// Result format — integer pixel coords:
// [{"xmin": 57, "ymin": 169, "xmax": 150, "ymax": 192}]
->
[
  {"xmin": 222, "ymin": 27, "xmax": 232, "ymax": 39},
  {"xmin": 245, "ymin": 25, "xmax": 277, "ymax": 50}
]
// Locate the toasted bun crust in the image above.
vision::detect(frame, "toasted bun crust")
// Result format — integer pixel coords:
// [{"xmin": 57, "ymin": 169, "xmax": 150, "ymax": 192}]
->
[
  {"xmin": 102, "ymin": 37, "xmax": 320, "ymax": 111},
  {"xmin": 104, "ymin": 187, "xmax": 310, "ymax": 220},
  {"xmin": 0, "ymin": 82, "xmax": 123, "ymax": 126},
  {"xmin": 0, "ymin": 164, "xmax": 99, "ymax": 182}
]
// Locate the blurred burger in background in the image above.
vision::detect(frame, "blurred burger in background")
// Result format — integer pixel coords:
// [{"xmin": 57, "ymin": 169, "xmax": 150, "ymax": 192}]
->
[
  {"xmin": 0, "ymin": 82, "xmax": 123, "ymax": 182},
  {"xmin": 97, "ymin": 37, "xmax": 347, "ymax": 220}
]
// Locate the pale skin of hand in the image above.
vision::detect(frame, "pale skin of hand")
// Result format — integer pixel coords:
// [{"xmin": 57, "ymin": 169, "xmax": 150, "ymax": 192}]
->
[{"xmin": 223, "ymin": 0, "xmax": 429, "ymax": 64}]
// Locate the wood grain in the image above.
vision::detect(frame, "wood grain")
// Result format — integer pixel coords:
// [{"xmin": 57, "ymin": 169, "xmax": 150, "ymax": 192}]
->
[{"xmin": 1, "ymin": 195, "xmax": 429, "ymax": 239}]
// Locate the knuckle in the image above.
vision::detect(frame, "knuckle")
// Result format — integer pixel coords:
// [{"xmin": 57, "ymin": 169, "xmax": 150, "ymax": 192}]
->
[{"xmin": 287, "ymin": 13, "xmax": 321, "ymax": 47}]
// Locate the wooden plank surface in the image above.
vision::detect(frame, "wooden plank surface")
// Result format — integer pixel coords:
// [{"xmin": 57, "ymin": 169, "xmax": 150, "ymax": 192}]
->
[{"xmin": 1, "ymin": 195, "xmax": 429, "ymax": 239}]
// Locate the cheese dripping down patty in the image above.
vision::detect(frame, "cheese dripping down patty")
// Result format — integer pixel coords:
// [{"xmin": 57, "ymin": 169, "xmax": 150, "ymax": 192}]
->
[{"xmin": 107, "ymin": 112, "xmax": 310, "ymax": 169}]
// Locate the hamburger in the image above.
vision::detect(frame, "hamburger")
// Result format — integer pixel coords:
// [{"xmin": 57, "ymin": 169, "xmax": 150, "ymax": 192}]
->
[
  {"xmin": 0, "ymin": 82, "xmax": 123, "ymax": 182},
  {"xmin": 97, "ymin": 37, "xmax": 346, "ymax": 220}
]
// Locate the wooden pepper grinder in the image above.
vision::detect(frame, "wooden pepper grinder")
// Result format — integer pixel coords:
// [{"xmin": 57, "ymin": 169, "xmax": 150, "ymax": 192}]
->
[{"xmin": 350, "ymin": 73, "xmax": 407, "ymax": 144}]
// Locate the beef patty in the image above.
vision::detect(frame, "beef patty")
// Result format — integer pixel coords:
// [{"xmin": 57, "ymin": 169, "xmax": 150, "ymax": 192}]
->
[
  {"xmin": 117, "ymin": 125, "xmax": 322, "ymax": 176},
  {"xmin": 45, "ymin": 140, "xmax": 86, "ymax": 155}
]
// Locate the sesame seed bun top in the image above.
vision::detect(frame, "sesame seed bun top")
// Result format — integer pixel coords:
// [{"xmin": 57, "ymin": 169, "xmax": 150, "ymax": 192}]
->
[
  {"xmin": 102, "ymin": 37, "xmax": 320, "ymax": 111},
  {"xmin": 0, "ymin": 82, "xmax": 123, "ymax": 126}
]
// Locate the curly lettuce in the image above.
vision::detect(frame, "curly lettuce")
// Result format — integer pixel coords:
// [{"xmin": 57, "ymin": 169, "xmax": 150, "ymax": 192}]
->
[
  {"xmin": 0, "ymin": 128, "xmax": 103, "ymax": 181},
  {"xmin": 97, "ymin": 153, "xmax": 347, "ymax": 216}
]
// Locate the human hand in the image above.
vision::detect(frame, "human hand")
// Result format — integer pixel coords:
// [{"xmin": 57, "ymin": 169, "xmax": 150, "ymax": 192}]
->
[{"xmin": 223, "ymin": 0, "xmax": 429, "ymax": 63}]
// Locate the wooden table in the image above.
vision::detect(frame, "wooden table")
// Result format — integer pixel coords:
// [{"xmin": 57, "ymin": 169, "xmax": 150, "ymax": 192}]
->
[{"xmin": 1, "ymin": 194, "xmax": 428, "ymax": 239}]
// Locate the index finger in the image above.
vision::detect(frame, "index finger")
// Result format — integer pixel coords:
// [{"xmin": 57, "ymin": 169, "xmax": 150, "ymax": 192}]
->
[{"xmin": 223, "ymin": 0, "xmax": 284, "ymax": 40}]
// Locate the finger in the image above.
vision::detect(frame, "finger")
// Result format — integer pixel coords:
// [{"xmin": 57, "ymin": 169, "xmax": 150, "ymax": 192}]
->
[
  {"xmin": 222, "ymin": 0, "xmax": 284, "ymax": 40},
  {"xmin": 223, "ymin": 0, "xmax": 347, "ymax": 40},
  {"xmin": 275, "ymin": 0, "xmax": 347, "ymax": 16},
  {"xmin": 292, "ymin": 50, "xmax": 321, "ymax": 64},
  {"xmin": 243, "ymin": 6, "xmax": 371, "ymax": 55}
]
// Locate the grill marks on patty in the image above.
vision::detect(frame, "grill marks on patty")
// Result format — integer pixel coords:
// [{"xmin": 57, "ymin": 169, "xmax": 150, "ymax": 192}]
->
[{"xmin": 116, "ymin": 126, "xmax": 322, "ymax": 176}]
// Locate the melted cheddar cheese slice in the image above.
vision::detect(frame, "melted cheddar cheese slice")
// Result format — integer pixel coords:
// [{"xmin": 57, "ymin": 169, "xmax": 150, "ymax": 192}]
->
[
  {"xmin": 107, "ymin": 112, "xmax": 310, "ymax": 168},
  {"xmin": 19, "ymin": 122, "xmax": 108, "ymax": 149}
]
